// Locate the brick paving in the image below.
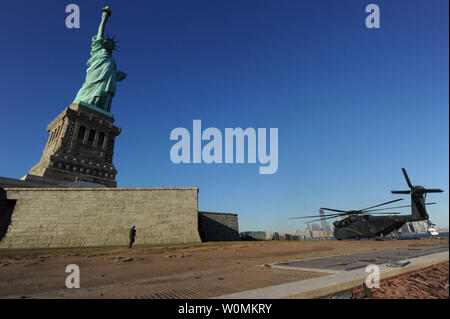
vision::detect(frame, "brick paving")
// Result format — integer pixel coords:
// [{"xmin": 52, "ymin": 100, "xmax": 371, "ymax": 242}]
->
[{"xmin": 352, "ymin": 262, "xmax": 449, "ymax": 299}]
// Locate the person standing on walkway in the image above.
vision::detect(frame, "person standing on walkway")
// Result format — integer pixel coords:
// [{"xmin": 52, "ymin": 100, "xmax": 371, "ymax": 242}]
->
[{"xmin": 129, "ymin": 225, "xmax": 136, "ymax": 248}]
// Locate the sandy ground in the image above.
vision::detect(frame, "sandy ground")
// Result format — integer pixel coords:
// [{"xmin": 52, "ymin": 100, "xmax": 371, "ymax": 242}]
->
[{"xmin": 0, "ymin": 238, "xmax": 447, "ymax": 299}]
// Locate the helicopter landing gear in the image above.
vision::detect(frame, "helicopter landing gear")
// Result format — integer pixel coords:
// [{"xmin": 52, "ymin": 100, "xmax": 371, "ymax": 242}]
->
[
  {"xmin": 375, "ymin": 234, "xmax": 384, "ymax": 241},
  {"xmin": 355, "ymin": 236, "xmax": 360, "ymax": 240}
]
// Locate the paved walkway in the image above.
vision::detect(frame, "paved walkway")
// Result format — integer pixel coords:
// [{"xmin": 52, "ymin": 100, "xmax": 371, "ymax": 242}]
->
[
  {"xmin": 214, "ymin": 248, "xmax": 449, "ymax": 299},
  {"xmin": 271, "ymin": 246, "xmax": 448, "ymax": 272}
]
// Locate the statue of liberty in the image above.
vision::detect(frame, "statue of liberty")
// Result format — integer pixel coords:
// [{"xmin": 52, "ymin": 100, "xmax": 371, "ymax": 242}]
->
[{"xmin": 74, "ymin": 6, "xmax": 126, "ymax": 114}]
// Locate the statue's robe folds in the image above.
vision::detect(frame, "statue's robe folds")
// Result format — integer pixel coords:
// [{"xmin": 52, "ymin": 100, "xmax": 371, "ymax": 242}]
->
[{"xmin": 74, "ymin": 35, "xmax": 124, "ymax": 113}]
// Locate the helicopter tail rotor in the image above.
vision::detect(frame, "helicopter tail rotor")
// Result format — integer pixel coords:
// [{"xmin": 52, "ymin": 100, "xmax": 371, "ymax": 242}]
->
[{"xmin": 391, "ymin": 168, "xmax": 444, "ymax": 195}]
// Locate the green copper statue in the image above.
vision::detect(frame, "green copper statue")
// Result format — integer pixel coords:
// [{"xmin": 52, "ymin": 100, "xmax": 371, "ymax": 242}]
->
[{"xmin": 74, "ymin": 6, "xmax": 126, "ymax": 114}]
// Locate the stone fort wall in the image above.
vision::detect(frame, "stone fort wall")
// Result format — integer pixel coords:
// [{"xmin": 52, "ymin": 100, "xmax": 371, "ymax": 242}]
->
[
  {"xmin": 198, "ymin": 211, "xmax": 239, "ymax": 241},
  {"xmin": 0, "ymin": 187, "xmax": 201, "ymax": 249}
]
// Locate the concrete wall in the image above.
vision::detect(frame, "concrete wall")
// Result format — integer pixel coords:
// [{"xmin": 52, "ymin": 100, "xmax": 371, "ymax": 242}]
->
[
  {"xmin": 198, "ymin": 211, "xmax": 239, "ymax": 241},
  {"xmin": 0, "ymin": 187, "xmax": 201, "ymax": 249}
]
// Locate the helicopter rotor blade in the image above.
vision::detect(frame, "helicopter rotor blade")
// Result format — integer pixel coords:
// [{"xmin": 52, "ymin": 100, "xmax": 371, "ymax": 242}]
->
[
  {"xmin": 364, "ymin": 212, "xmax": 402, "ymax": 215},
  {"xmin": 320, "ymin": 208, "xmax": 348, "ymax": 213},
  {"xmin": 391, "ymin": 190, "xmax": 411, "ymax": 194},
  {"xmin": 288, "ymin": 214, "xmax": 342, "ymax": 219},
  {"xmin": 305, "ymin": 216, "xmax": 342, "ymax": 224},
  {"xmin": 341, "ymin": 211, "xmax": 403, "ymax": 215},
  {"xmin": 288, "ymin": 214, "xmax": 341, "ymax": 219},
  {"xmin": 304, "ymin": 211, "xmax": 405, "ymax": 224},
  {"xmin": 306, "ymin": 211, "xmax": 404, "ymax": 223},
  {"xmin": 359, "ymin": 198, "xmax": 403, "ymax": 212},
  {"xmin": 402, "ymin": 168, "xmax": 414, "ymax": 189},
  {"xmin": 364, "ymin": 202, "xmax": 436, "ymax": 212}
]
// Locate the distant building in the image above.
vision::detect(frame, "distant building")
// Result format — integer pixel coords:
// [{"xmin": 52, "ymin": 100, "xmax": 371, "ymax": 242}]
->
[
  {"xmin": 319, "ymin": 209, "xmax": 327, "ymax": 230},
  {"xmin": 240, "ymin": 231, "xmax": 268, "ymax": 240},
  {"xmin": 324, "ymin": 224, "xmax": 333, "ymax": 237},
  {"xmin": 303, "ymin": 228, "xmax": 313, "ymax": 239},
  {"xmin": 284, "ymin": 233, "xmax": 300, "ymax": 240},
  {"xmin": 294, "ymin": 230, "xmax": 304, "ymax": 240},
  {"xmin": 316, "ymin": 230, "xmax": 329, "ymax": 238}
]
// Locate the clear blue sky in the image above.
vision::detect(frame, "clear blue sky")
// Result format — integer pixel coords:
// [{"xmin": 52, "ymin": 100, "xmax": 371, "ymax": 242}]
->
[{"xmin": 0, "ymin": 0, "xmax": 448, "ymax": 232}]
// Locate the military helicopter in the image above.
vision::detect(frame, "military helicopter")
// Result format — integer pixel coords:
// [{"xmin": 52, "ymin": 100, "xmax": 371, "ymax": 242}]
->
[{"xmin": 290, "ymin": 169, "xmax": 443, "ymax": 240}]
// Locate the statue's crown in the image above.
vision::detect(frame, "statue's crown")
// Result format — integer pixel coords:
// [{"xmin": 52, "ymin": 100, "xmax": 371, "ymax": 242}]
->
[{"xmin": 103, "ymin": 34, "xmax": 120, "ymax": 51}]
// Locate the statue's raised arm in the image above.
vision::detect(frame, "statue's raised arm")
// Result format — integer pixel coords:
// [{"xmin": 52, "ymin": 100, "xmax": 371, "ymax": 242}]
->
[{"xmin": 97, "ymin": 6, "xmax": 111, "ymax": 39}]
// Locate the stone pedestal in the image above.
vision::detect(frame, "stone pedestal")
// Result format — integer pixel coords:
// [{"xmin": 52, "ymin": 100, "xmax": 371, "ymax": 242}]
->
[{"xmin": 28, "ymin": 103, "xmax": 121, "ymax": 187}]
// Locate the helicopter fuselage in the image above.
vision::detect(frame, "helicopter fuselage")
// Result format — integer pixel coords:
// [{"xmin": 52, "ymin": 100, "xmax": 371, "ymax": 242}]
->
[{"xmin": 333, "ymin": 213, "xmax": 423, "ymax": 240}]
